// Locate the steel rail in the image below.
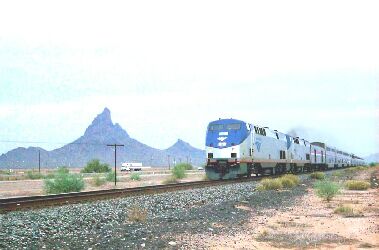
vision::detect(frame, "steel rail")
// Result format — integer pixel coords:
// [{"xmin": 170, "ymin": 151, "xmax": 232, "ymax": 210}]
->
[{"xmin": 0, "ymin": 177, "xmax": 261, "ymax": 213}]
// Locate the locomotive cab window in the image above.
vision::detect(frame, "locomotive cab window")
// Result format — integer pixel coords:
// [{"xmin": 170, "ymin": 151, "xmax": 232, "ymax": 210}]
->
[
  {"xmin": 226, "ymin": 123, "xmax": 241, "ymax": 130},
  {"xmin": 209, "ymin": 124, "xmax": 224, "ymax": 131}
]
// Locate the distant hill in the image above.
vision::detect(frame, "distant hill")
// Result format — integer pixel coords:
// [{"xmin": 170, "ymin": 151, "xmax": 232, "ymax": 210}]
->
[
  {"xmin": 365, "ymin": 153, "xmax": 379, "ymax": 164},
  {"xmin": 0, "ymin": 108, "xmax": 205, "ymax": 169}
]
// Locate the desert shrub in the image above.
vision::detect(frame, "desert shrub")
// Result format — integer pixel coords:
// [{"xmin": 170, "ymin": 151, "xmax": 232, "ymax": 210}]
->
[
  {"xmin": 355, "ymin": 166, "xmax": 368, "ymax": 171},
  {"xmin": 162, "ymin": 176, "xmax": 179, "ymax": 184},
  {"xmin": 334, "ymin": 205, "xmax": 362, "ymax": 217},
  {"xmin": 56, "ymin": 166, "xmax": 69, "ymax": 174},
  {"xmin": 92, "ymin": 175, "xmax": 106, "ymax": 186},
  {"xmin": 331, "ymin": 171, "xmax": 343, "ymax": 177},
  {"xmin": 0, "ymin": 170, "xmax": 11, "ymax": 175},
  {"xmin": 345, "ymin": 180, "xmax": 370, "ymax": 190},
  {"xmin": 44, "ymin": 173, "xmax": 85, "ymax": 194},
  {"xmin": 310, "ymin": 171, "xmax": 326, "ymax": 180},
  {"xmin": 314, "ymin": 180, "xmax": 341, "ymax": 202},
  {"xmin": 257, "ymin": 178, "xmax": 283, "ymax": 191},
  {"xmin": 279, "ymin": 174, "xmax": 300, "ymax": 188},
  {"xmin": 175, "ymin": 163, "xmax": 193, "ymax": 170},
  {"xmin": 81, "ymin": 159, "xmax": 111, "ymax": 173},
  {"xmin": 172, "ymin": 164, "xmax": 186, "ymax": 179},
  {"xmin": 26, "ymin": 170, "xmax": 44, "ymax": 180},
  {"xmin": 106, "ymin": 171, "xmax": 118, "ymax": 182},
  {"xmin": 130, "ymin": 172, "xmax": 141, "ymax": 181},
  {"xmin": 128, "ymin": 206, "xmax": 147, "ymax": 223},
  {"xmin": 369, "ymin": 162, "xmax": 376, "ymax": 167},
  {"xmin": 44, "ymin": 172, "xmax": 55, "ymax": 179}
]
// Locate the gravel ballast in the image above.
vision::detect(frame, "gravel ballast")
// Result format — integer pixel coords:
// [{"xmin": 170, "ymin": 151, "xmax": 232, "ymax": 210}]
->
[{"xmin": 0, "ymin": 178, "xmax": 310, "ymax": 249}]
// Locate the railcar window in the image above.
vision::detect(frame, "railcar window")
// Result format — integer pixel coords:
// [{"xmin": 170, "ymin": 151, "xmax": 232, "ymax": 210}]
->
[
  {"xmin": 306, "ymin": 154, "xmax": 310, "ymax": 160},
  {"xmin": 209, "ymin": 124, "xmax": 224, "ymax": 131},
  {"xmin": 280, "ymin": 150, "xmax": 286, "ymax": 159},
  {"xmin": 226, "ymin": 123, "xmax": 241, "ymax": 130},
  {"xmin": 294, "ymin": 138, "xmax": 299, "ymax": 144}
]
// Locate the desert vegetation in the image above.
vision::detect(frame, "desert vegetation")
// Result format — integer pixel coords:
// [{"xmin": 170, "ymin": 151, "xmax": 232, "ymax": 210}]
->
[
  {"xmin": 44, "ymin": 172, "xmax": 85, "ymax": 194},
  {"xmin": 344, "ymin": 180, "xmax": 370, "ymax": 190},
  {"xmin": 314, "ymin": 180, "xmax": 341, "ymax": 202},
  {"xmin": 257, "ymin": 174, "xmax": 300, "ymax": 191},
  {"xmin": 130, "ymin": 172, "xmax": 141, "ymax": 181},
  {"xmin": 310, "ymin": 171, "xmax": 326, "ymax": 180},
  {"xmin": 81, "ymin": 159, "xmax": 110, "ymax": 173},
  {"xmin": 128, "ymin": 206, "xmax": 148, "ymax": 223},
  {"xmin": 91, "ymin": 175, "xmax": 106, "ymax": 187}
]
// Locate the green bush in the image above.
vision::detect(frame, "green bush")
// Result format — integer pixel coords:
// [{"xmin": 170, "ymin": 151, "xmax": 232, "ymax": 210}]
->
[
  {"xmin": 106, "ymin": 171, "xmax": 118, "ymax": 182},
  {"xmin": 175, "ymin": 163, "xmax": 193, "ymax": 170},
  {"xmin": 81, "ymin": 159, "xmax": 111, "ymax": 173},
  {"xmin": 56, "ymin": 166, "xmax": 69, "ymax": 174},
  {"xmin": 310, "ymin": 171, "xmax": 326, "ymax": 180},
  {"xmin": 369, "ymin": 162, "xmax": 376, "ymax": 167},
  {"xmin": 172, "ymin": 164, "xmax": 186, "ymax": 179},
  {"xmin": 257, "ymin": 178, "xmax": 283, "ymax": 191},
  {"xmin": 314, "ymin": 180, "xmax": 341, "ymax": 202},
  {"xmin": 44, "ymin": 172, "xmax": 55, "ymax": 179},
  {"xmin": 26, "ymin": 170, "xmax": 44, "ymax": 180},
  {"xmin": 0, "ymin": 170, "xmax": 11, "ymax": 175},
  {"xmin": 345, "ymin": 180, "xmax": 370, "ymax": 190},
  {"xmin": 44, "ymin": 173, "xmax": 85, "ymax": 194},
  {"xmin": 130, "ymin": 172, "xmax": 141, "ymax": 181},
  {"xmin": 92, "ymin": 175, "xmax": 106, "ymax": 187}
]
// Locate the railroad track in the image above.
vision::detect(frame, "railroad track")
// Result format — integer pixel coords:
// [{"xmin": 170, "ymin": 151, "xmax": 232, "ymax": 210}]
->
[{"xmin": 0, "ymin": 177, "xmax": 261, "ymax": 213}]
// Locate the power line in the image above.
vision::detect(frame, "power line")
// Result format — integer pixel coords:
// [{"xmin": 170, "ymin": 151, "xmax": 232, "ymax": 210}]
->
[{"xmin": 0, "ymin": 139, "xmax": 118, "ymax": 146}]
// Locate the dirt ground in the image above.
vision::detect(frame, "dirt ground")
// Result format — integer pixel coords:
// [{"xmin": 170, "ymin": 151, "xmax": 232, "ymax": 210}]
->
[
  {"xmin": 184, "ymin": 169, "xmax": 379, "ymax": 249},
  {"xmin": 0, "ymin": 172, "xmax": 204, "ymax": 198}
]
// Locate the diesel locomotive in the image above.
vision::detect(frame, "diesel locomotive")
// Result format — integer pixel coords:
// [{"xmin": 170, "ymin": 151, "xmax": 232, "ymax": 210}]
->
[{"xmin": 205, "ymin": 118, "xmax": 365, "ymax": 180}]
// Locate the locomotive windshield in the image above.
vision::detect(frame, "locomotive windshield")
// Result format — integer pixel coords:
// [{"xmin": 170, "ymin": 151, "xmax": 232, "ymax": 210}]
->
[
  {"xmin": 208, "ymin": 123, "xmax": 241, "ymax": 131},
  {"xmin": 226, "ymin": 123, "xmax": 241, "ymax": 130}
]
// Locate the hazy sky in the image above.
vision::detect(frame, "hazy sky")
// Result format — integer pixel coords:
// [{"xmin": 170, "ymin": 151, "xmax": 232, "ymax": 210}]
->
[{"xmin": 0, "ymin": 0, "xmax": 378, "ymax": 157}]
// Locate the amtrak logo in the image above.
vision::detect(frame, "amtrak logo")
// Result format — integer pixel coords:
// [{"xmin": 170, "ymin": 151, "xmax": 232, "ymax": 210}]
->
[
  {"xmin": 217, "ymin": 136, "xmax": 227, "ymax": 142},
  {"xmin": 255, "ymin": 138, "xmax": 262, "ymax": 152}
]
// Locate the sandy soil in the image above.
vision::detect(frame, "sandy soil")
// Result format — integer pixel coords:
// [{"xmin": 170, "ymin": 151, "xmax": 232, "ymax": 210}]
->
[
  {"xmin": 0, "ymin": 172, "xmax": 205, "ymax": 198},
  {"xmin": 183, "ymin": 170, "xmax": 379, "ymax": 249}
]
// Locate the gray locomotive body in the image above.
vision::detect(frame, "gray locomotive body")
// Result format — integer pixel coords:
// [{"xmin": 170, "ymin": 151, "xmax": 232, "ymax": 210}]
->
[{"xmin": 205, "ymin": 118, "xmax": 364, "ymax": 180}]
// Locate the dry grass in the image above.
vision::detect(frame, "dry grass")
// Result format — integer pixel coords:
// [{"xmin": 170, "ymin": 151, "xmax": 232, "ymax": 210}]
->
[
  {"xmin": 310, "ymin": 171, "xmax": 326, "ymax": 180},
  {"xmin": 162, "ymin": 176, "xmax": 179, "ymax": 184},
  {"xmin": 128, "ymin": 206, "xmax": 148, "ymax": 223},
  {"xmin": 256, "ymin": 232, "xmax": 355, "ymax": 248},
  {"xmin": 276, "ymin": 220, "xmax": 311, "ymax": 228},
  {"xmin": 257, "ymin": 178, "xmax": 283, "ymax": 191},
  {"xmin": 334, "ymin": 205, "xmax": 363, "ymax": 217},
  {"xmin": 257, "ymin": 174, "xmax": 300, "ymax": 191},
  {"xmin": 345, "ymin": 180, "xmax": 370, "ymax": 190}
]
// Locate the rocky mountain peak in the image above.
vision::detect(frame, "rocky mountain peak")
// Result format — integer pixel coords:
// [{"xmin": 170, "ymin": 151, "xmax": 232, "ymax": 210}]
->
[
  {"xmin": 83, "ymin": 107, "xmax": 129, "ymax": 138},
  {"xmin": 167, "ymin": 139, "xmax": 194, "ymax": 152}
]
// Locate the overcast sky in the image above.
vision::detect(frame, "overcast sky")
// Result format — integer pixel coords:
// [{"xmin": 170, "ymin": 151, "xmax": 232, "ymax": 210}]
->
[{"xmin": 0, "ymin": 0, "xmax": 378, "ymax": 157}]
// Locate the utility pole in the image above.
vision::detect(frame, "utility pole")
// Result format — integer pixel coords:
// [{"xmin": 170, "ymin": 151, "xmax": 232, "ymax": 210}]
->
[
  {"xmin": 38, "ymin": 150, "xmax": 41, "ymax": 173},
  {"xmin": 167, "ymin": 155, "xmax": 170, "ymax": 170},
  {"xmin": 107, "ymin": 144, "xmax": 124, "ymax": 186}
]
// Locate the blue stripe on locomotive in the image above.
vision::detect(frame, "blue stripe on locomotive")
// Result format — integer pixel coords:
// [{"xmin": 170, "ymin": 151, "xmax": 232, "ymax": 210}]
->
[{"xmin": 206, "ymin": 119, "xmax": 249, "ymax": 149}]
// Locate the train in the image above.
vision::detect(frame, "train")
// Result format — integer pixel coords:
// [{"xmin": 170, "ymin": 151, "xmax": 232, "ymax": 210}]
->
[{"xmin": 205, "ymin": 118, "xmax": 365, "ymax": 180}]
